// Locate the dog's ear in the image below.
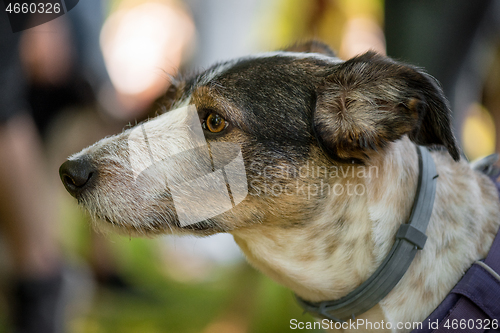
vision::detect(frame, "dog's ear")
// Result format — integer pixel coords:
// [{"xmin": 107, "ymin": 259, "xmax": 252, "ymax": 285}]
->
[
  {"xmin": 283, "ymin": 40, "xmax": 336, "ymax": 57},
  {"xmin": 313, "ymin": 51, "xmax": 460, "ymax": 164}
]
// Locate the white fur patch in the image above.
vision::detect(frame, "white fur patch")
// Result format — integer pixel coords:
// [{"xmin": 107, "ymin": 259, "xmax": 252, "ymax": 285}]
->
[
  {"xmin": 246, "ymin": 51, "xmax": 343, "ymax": 64},
  {"xmin": 128, "ymin": 105, "xmax": 206, "ymax": 180}
]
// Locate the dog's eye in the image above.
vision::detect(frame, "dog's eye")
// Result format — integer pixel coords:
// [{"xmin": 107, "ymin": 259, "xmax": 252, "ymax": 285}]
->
[{"xmin": 203, "ymin": 113, "xmax": 226, "ymax": 133}]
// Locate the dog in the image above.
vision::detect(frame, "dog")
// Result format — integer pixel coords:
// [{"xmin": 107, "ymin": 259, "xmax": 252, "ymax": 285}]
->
[{"xmin": 59, "ymin": 41, "xmax": 500, "ymax": 332}]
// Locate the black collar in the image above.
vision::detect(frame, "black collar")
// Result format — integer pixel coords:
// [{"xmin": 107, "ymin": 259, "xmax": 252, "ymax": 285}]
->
[{"xmin": 296, "ymin": 145, "xmax": 438, "ymax": 322}]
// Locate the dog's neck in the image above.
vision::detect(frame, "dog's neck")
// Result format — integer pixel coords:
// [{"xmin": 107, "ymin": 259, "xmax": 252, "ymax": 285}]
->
[{"xmin": 231, "ymin": 137, "xmax": 500, "ymax": 331}]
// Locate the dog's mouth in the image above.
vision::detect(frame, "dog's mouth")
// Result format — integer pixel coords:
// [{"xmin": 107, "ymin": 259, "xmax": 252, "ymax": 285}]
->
[
  {"xmin": 179, "ymin": 221, "xmax": 212, "ymax": 231},
  {"xmin": 78, "ymin": 189, "xmax": 220, "ymax": 235},
  {"xmin": 101, "ymin": 214, "xmax": 114, "ymax": 225},
  {"xmin": 96, "ymin": 209, "xmax": 211, "ymax": 231}
]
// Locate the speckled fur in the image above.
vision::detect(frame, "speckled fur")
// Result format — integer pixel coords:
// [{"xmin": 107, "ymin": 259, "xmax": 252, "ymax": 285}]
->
[{"xmin": 63, "ymin": 42, "xmax": 500, "ymax": 332}]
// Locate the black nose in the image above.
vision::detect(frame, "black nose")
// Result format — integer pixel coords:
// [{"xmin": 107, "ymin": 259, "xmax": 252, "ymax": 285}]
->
[{"xmin": 59, "ymin": 157, "xmax": 96, "ymax": 197}]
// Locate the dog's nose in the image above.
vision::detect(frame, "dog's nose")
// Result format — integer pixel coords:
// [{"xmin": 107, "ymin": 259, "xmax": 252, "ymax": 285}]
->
[{"xmin": 59, "ymin": 157, "xmax": 96, "ymax": 197}]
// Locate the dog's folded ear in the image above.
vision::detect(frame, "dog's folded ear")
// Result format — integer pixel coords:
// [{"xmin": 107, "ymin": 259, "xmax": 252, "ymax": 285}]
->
[
  {"xmin": 313, "ymin": 51, "xmax": 460, "ymax": 164},
  {"xmin": 283, "ymin": 40, "xmax": 336, "ymax": 57}
]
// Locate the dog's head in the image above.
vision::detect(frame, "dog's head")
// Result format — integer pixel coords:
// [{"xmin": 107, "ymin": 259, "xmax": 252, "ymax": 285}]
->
[{"xmin": 60, "ymin": 41, "xmax": 459, "ymax": 236}]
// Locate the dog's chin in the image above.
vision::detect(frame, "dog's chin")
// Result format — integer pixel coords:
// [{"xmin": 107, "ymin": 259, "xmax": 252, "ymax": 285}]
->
[{"xmin": 84, "ymin": 207, "xmax": 225, "ymax": 238}]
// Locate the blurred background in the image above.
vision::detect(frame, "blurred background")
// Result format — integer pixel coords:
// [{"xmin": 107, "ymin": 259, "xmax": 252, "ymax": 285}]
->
[{"xmin": 0, "ymin": 0, "xmax": 499, "ymax": 332}]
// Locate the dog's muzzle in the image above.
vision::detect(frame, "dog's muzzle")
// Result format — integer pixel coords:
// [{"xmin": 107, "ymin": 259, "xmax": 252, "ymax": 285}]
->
[{"xmin": 58, "ymin": 104, "xmax": 249, "ymax": 228}]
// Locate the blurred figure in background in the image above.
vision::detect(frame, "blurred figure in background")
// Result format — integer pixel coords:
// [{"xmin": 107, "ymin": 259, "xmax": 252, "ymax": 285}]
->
[
  {"xmin": 1, "ymin": 0, "xmax": 124, "ymax": 329},
  {"xmin": 1, "ymin": 0, "xmax": 195, "ymax": 331},
  {"xmin": 0, "ymin": 13, "xmax": 64, "ymax": 333},
  {"xmin": 18, "ymin": 0, "xmax": 125, "ymax": 300}
]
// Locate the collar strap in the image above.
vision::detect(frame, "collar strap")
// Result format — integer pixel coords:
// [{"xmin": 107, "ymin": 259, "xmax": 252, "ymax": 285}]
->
[{"xmin": 296, "ymin": 145, "xmax": 438, "ymax": 322}]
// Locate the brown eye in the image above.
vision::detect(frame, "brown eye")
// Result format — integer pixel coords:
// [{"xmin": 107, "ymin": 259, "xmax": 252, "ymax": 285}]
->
[{"xmin": 205, "ymin": 113, "xmax": 226, "ymax": 133}]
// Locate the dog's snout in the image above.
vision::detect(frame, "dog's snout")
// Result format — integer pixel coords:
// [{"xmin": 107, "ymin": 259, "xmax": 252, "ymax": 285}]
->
[{"xmin": 59, "ymin": 157, "xmax": 96, "ymax": 197}]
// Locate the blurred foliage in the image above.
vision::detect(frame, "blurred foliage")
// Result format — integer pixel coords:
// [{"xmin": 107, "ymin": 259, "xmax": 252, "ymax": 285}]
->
[
  {"xmin": 0, "ymin": 197, "xmax": 323, "ymax": 332},
  {"xmin": 55, "ymin": 198, "xmax": 323, "ymax": 333},
  {"xmin": 259, "ymin": 0, "xmax": 384, "ymax": 53},
  {"xmin": 66, "ymin": 233, "xmax": 323, "ymax": 333},
  {"xmin": 462, "ymin": 103, "xmax": 496, "ymax": 160}
]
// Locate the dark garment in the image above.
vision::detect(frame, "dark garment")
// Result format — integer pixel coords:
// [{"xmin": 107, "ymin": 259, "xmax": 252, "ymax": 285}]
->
[
  {"xmin": 411, "ymin": 179, "xmax": 500, "ymax": 333},
  {"xmin": 0, "ymin": 0, "xmax": 108, "ymax": 137},
  {"xmin": 0, "ymin": 16, "xmax": 28, "ymax": 123}
]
